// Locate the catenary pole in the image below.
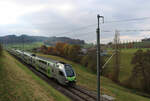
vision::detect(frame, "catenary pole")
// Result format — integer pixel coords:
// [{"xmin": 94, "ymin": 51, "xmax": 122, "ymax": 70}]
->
[{"xmin": 96, "ymin": 14, "xmax": 104, "ymax": 101}]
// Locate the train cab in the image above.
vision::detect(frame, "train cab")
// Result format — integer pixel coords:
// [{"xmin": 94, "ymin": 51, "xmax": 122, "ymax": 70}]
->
[{"xmin": 56, "ymin": 62, "xmax": 76, "ymax": 85}]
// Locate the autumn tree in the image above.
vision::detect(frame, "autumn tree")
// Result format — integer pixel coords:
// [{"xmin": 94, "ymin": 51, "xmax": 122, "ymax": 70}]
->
[
  {"xmin": 40, "ymin": 45, "xmax": 48, "ymax": 54},
  {"xmin": 55, "ymin": 42, "xmax": 67, "ymax": 56},
  {"xmin": 47, "ymin": 46, "xmax": 58, "ymax": 55}
]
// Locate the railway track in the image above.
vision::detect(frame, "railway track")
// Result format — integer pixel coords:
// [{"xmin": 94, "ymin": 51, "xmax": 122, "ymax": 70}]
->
[
  {"xmin": 66, "ymin": 87, "xmax": 96, "ymax": 101},
  {"xmin": 8, "ymin": 52, "xmax": 97, "ymax": 101}
]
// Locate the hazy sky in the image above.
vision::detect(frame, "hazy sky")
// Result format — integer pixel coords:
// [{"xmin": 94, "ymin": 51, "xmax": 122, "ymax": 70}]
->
[{"xmin": 0, "ymin": 0, "xmax": 150, "ymax": 43}]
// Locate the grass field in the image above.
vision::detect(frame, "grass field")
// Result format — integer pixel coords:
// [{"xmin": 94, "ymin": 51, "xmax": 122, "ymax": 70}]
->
[
  {"xmin": 36, "ymin": 52, "xmax": 150, "ymax": 101},
  {"xmin": 0, "ymin": 51, "xmax": 70, "ymax": 101},
  {"xmin": 6, "ymin": 42, "xmax": 43, "ymax": 51}
]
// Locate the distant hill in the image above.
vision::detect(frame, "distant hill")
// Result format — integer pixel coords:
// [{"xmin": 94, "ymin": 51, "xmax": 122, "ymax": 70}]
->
[
  {"xmin": 44, "ymin": 36, "xmax": 85, "ymax": 46},
  {"xmin": 0, "ymin": 35, "xmax": 48, "ymax": 44},
  {"xmin": 0, "ymin": 35, "xmax": 85, "ymax": 45}
]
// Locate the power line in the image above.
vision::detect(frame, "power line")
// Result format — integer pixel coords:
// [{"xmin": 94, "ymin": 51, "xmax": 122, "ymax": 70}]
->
[
  {"xmin": 55, "ymin": 24, "xmax": 96, "ymax": 36},
  {"xmin": 102, "ymin": 29, "xmax": 150, "ymax": 33},
  {"xmin": 54, "ymin": 16, "xmax": 150, "ymax": 36},
  {"xmin": 105, "ymin": 17, "xmax": 150, "ymax": 23}
]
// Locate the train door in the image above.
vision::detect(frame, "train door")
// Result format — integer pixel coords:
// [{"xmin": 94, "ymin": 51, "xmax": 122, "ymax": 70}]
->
[
  {"xmin": 30, "ymin": 57, "xmax": 32, "ymax": 65},
  {"xmin": 32, "ymin": 57, "xmax": 36, "ymax": 67},
  {"xmin": 51, "ymin": 66, "xmax": 57, "ymax": 79},
  {"xmin": 57, "ymin": 70, "xmax": 66, "ymax": 85}
]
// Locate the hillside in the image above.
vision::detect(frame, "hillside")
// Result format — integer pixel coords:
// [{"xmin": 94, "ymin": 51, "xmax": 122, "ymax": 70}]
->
[
  {"xmin": 36, "ymin": 53, "xmax": 150, "ymax": 101},
  {"xmin": 0, "ymin": 51, "xmax": 70, "ymax": 101},
  {"xmin": 0, "ymin": 35, "xmax": 85, "ymax": 46},
  {"xmin": 0, "ymin": 35, "xmax": 48, "ymax": 44},
  {"xmin": 44, "ymin": 36, "xmax": 85, "ymax": 46}
]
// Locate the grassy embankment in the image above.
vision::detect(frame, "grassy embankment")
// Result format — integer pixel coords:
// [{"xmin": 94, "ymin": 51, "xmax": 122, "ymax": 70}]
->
[
  {"xmin": 0, "ymin": 51, "xmax": 70, "ymax": 101},
  {"xmin": 37, "ymin": 51, "xmax": 150, "ymax": 101}
]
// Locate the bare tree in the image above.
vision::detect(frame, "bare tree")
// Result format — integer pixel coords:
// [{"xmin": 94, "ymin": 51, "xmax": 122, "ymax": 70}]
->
[{"xmin": 112, "ymin": 30, "xmax": 120, "ymax": 83}]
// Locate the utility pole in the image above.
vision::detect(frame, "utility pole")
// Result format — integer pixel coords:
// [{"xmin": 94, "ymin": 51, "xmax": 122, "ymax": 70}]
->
[{"xmin": 96, "ymin": 14, "xmax": 104, "ymax": 101}]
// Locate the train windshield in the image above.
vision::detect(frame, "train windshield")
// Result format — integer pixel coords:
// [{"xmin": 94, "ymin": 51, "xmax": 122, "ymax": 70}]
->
[{"xmin": 65, "ymin": 65, "xmax": 75, "ymax": 77}]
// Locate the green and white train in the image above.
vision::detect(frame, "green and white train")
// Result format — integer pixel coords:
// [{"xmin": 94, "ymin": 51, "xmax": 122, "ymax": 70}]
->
[{"xmin": 8, "ymin": 49, "xmax": 76, "ymax": 85}]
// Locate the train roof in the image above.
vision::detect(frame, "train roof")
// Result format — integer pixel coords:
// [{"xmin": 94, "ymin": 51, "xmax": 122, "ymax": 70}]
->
[
  {"xmin": 36, "ymin": 56, "xmax": 57, "ymax": 63},
  {"xmin": 11, "ymin": 49, "xmax": 67, "ymax": 65}
]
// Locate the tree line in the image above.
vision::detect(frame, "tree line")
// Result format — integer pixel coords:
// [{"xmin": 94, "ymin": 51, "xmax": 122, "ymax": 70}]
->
[
  {"xmin": 108, "ymin": 41, "xmax": 150, "ymax": 49},
  {"xmin": 39, "ymin": 42, "xmax": 104, "ymax": 73}
]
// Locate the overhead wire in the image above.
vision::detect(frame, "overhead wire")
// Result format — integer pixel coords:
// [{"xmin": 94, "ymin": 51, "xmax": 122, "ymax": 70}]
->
[
  {"xmin": 105, "ymin": 16, "xmax": 150, "ymax": 23},
  {"xmin": 53, "ymin": 16, "xmax": 150, "ymax": 39},
  {"xmin": 102, "ymin": 29, "xmax": 150, "ymax": 33}
]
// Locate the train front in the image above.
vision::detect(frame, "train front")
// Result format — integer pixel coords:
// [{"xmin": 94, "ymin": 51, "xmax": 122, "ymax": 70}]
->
[{"xmin": 64, "ymin": 64, "xmax": 76, "ymax": 85}]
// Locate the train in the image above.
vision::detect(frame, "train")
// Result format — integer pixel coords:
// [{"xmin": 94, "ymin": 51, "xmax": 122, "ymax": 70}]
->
[{"xmin": 7, "ymin": 49, "xmax": 76, "ymax": 85}]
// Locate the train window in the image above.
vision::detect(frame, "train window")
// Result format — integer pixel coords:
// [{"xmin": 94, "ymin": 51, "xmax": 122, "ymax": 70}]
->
[
  {"xmin": 39, "ymin": 60, "xmax": 47, "ymax": 65},
  {"xmin": 32, "ymin": 54, "xmax": 36, "ymax": 56},
  {"xmin": 59, "ymin": 71, "xmax": 64, "ymax": 76},
  {"xmin": 65, "ymin": 69, "xmax": 74, "ymax": 77},
  {"xmin": 65, "ymin": 65, "xmax": 75, "ymax": 77}
]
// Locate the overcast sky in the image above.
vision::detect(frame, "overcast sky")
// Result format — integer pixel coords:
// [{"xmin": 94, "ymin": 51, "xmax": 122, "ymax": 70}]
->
[{"xmin": 0, "ymin": 0, "xmax": 150, "ymax": 43}]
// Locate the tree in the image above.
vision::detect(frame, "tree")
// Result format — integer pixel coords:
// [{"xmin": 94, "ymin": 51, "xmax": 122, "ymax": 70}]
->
[
  {"xmin": 112, "ymin": 30, "xmax": 120, "ymax": 83},
  {"xmin": 47, "ymin": 46, "xmax": 58, "ymax": 55},
  {"xmin": 129, "ymin": 49, "xmax": 150, "ymax": 92},
  {"xmin": 63, "ymin": 44, "xmax": 70, "ymax": 58},
  {"xmin": 68, "ymin": 45, "xmax": 81, "ymax": 62},
  {"xmin": 40, "ymin": 45, "xmax": 48, "ymax": 54},
  {"xmin": 80, "ymin": 48, "xmax": 105, "ymax": 73},
  {"xmin": 55, "ymin": 42, "xmax": 67, "ymax": 56}
]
